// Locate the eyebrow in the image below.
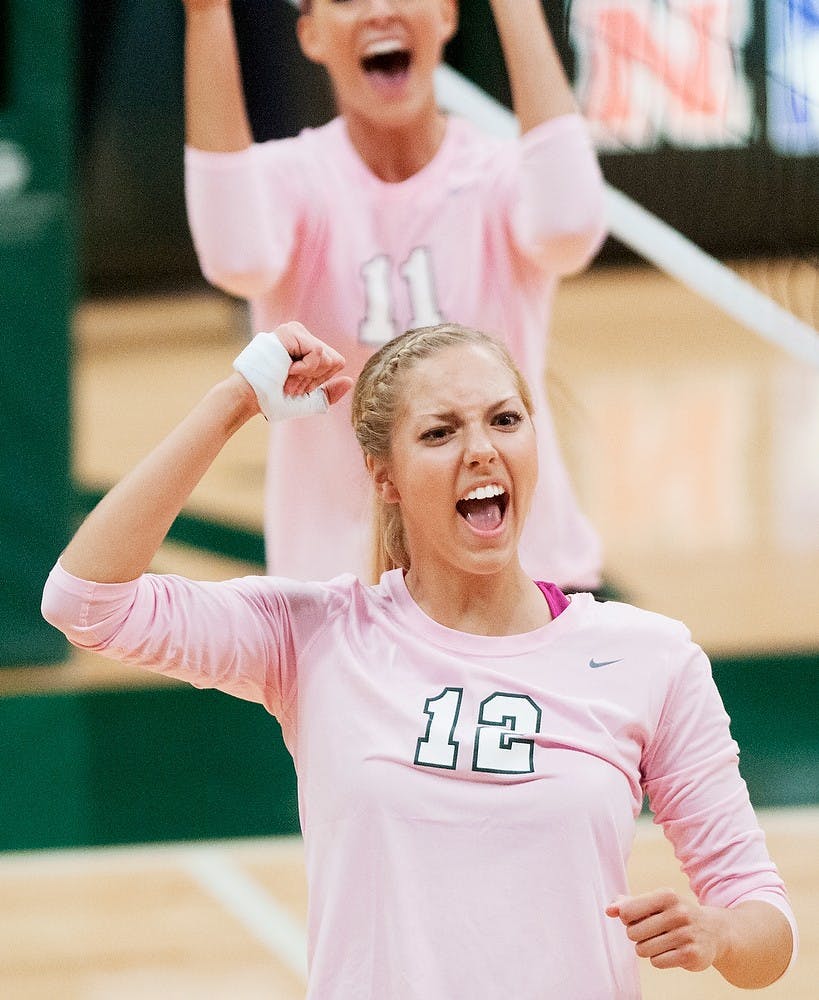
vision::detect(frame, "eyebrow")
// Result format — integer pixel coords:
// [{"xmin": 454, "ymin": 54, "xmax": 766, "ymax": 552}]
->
[{"xmin": 417, "ymin": 397, "xmax": 521, "ymax": 422}]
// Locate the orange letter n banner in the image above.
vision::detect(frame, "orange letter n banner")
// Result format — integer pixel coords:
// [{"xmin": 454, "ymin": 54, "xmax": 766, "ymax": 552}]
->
[{"xmin": 571, "ymin": 0, "xmax": 753, "ymax": 150}]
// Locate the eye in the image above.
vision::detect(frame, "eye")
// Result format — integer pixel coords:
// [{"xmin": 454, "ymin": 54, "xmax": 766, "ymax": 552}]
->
[
  {"xmin": 492, "ymin": 410, "xmax": 523, "ymax": 429},
  {"xmin": 420, "ymin": 425, "xmax": 453, "ymax": 444}
]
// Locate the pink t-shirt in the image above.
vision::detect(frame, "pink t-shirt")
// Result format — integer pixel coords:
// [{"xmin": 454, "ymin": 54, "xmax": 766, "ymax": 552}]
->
[
  {"xmin": 185, "ymin": 114, "xmax": 607, "ymax": 588},
  {"xmin": 42, "ymin": 563, "xmax": 797, "ymax": 999}
]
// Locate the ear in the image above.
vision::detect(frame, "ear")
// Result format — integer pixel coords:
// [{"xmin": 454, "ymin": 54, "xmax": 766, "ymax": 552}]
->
[
  {"xmin": 367, "ymin": 454, "xmax": 401, "ymax": 504},
  {"xmin": 296, "ymin": 13, "xmax": 324, "ymax": 65},
  {"xmin": 439, "ymin": 0, "xmax": 458, "ymax": 46}
]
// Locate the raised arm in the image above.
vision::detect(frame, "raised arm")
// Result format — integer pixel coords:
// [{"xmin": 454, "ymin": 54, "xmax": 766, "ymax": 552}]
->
[
  {"xmin": 489, "ymin": 0, "xmax": 605, "ymax": 271},
  {"xmin": 489, "ymin": 0, "xmax": 577, "ymax": 134},
  {"xmin": 182, "ymin": 0, "xmax": 253, "ymax": 151},
  {"xmin": 59, "ymin": 325, "xmax": 351, "ymax": 584}
]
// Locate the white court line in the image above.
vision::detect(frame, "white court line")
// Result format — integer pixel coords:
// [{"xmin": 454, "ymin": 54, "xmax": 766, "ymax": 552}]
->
[
  {"xmin": 0, "ymin": 837, "xmax": 310, "ymax": 979},
  {"xmin": 1, "ymin": 812, "xmax": 815, "ymax": 976},
  {"xmin": 0, "ymin": 834, "xmax": 305, "ymax": 875},
  {"xmin": 182, "ymin": 849, "xmax": 308, "ymax": 981}
]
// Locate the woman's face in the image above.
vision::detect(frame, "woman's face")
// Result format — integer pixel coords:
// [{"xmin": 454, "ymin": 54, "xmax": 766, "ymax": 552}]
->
[
  {"xmin": 297, "ymin": 0, "xmax": 457, "ymax": 130},
  {"xmin": 373, "ymin": 343, "xmax": 538, "ymax": 579}
]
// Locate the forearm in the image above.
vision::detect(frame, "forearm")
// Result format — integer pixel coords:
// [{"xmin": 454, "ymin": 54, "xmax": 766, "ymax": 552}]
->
[
  {"xmin": 60, "ymin": 374, "xmax": 259, "ymax": 584},
  {"xmin": 490, "ymin": 0, "xmax": 577, "ymax": 133},
  {"xmin": 711, "ymin": 900, "xmax": 794, "ymax": 988},
  {"xmin": 183, "ymin": 1, "xmax": 253, "ymax": 151}
]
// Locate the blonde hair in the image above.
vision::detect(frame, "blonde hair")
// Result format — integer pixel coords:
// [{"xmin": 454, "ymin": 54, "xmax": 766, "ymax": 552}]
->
[{"xmin": 351, "ymin": 323, "xmax": 534, "ymax": 580}]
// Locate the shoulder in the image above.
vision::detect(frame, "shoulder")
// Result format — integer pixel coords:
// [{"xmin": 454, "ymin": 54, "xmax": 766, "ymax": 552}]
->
[
  {"xmin": 278, "ymin": 116, "xmax": 346, "ymax": 153},
  {"xmin": 442, "ymin": 114, "xmax": 593, "ymax": 201},
  {"xmin": 252, "ymin": 571, "xmax": 362, "ymax": 617},
  {"xmin": 575, "ymin": 594, "xmax": 691, "ymax": 641},
  {"xmin": 430, "ymin": 116, "xmax": 517, "ymax": 204},
  {"xmin": 570, "ymin": 594, "xmax": 702, "ymax": 687},
  {"xmin": 446, "ymin": 114, "xmax": 508, "ymax": 164},
  {"xmin": 213, "ymin": 573, "xmax": 362, "ymax": 649},
  {"xmin": 253, "ymin": 118, "xmax": 344, "ymax": 170},
  {"xmin": 520, "ymin": 113, "xmax": 596, "ymax": 150},
  {"xmin": 445, "ymin": 111, "xmax": 592, "ymax": 162}
]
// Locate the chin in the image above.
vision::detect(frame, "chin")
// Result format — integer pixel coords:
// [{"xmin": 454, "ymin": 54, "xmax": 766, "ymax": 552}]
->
[
  {"xmin": 460, "ymin": 547, "xmax": 518, "ymax": 577},
  {"xmin": 375, "ymin": 103, "xmax": 426, "ymax": 131}
]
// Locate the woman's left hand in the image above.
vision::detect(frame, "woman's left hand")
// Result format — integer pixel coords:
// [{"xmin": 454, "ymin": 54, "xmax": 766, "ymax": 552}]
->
[{"xmin": 606, "ymin": 889, "xmax": 726, "ymax": 972}]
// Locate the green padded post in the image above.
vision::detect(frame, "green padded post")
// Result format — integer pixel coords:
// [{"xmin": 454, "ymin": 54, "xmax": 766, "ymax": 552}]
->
[{"xmin": 0, "ymin": 0, "xmax": 75, "ymax": 664}]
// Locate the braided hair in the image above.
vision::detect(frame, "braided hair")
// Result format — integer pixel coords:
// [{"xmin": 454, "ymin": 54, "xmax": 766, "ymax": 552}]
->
[{"xmin": 351, "ymin": 323, "xmax": 534, "ymax": 579}]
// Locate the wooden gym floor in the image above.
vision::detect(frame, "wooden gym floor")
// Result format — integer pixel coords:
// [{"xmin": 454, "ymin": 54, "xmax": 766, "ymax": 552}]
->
[
  {"xmin": 1, "ymin": 263, "xmax": 816, "ymax": 996},
  {"xmin": 1, "ymin": 810, "xmax": 816, "ymax": 998}
]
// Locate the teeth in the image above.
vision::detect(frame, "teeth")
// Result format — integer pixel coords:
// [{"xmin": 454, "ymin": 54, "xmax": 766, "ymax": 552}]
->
[
  {"xmin": 462, "ymin": 484, "xmax": 505, "ymax": 502},
  {"xmin": 363, "ymin": 39, "xmax": 404, "ymax": 57}
]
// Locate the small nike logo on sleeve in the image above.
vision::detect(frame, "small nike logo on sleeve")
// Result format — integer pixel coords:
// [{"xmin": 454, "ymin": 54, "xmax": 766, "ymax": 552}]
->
[{"xmin": 589, "ymin": 658, "xmax": 623, "ymax": 669}]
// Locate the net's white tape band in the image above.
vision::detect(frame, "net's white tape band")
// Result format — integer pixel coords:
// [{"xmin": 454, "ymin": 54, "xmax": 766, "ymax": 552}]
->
[{"xmin": 233, "ymin": 333, "xmax": 329, "ymax": 422}]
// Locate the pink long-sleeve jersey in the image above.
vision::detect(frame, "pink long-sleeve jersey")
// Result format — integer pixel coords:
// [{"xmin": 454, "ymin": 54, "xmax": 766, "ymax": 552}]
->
[
  {"xmin": 185, "ymin": 114, "xmax": 607, "ymax": 588},
  {"xmin": 42, "ymin": 563, "xmax": 796, "ymax": 999}
]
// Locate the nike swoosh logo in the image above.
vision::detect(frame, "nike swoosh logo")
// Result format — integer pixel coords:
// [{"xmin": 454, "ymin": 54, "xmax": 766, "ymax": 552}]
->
[{"xmin": 589, "ymin": 658, "xmax": 623, "ymax": 669}]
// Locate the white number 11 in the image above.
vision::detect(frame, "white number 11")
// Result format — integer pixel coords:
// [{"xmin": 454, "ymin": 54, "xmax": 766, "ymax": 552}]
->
[{"xmin": 359, "ymin": 246, "xmax": 442, "ymax": 346}]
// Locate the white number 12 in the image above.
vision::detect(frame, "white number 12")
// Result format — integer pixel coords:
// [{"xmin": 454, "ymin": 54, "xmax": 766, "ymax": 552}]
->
[{"xmin": 414, "ymin": 687, "xmax": 543, "ymax": 775}]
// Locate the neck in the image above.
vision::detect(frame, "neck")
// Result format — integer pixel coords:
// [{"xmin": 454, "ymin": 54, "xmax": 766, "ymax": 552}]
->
[
  {"xmin": 404, "ymin": 560, "xmax": 552, "ymax": 636},
  {"xmin": 342, "ymin": 105, "xmax": 448, "ymax": 183}
]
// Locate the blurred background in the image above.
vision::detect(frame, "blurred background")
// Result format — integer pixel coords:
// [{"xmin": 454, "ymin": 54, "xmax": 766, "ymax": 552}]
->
[
  {"xmin": 0, "ymin": 0, "xmax": 816, "ymax": 994},
  {"xmin": 2, "ymin": 0, "xmax": 817, "ymax": 854}
]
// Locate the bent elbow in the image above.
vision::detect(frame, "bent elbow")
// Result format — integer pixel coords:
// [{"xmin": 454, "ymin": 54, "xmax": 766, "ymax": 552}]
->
[
  {"xmin": 40, "ymin": 583, "xmax": 83, "ymax": 646},
  {"xmin": 565, "ymin": 223, "xmax": 607, "ymax": 273},
  {"xmin": 201, "ymin": 264, "xmax": 279, "ymax": 300},
  {"xmin": 40, "ymin": 571, "xmax": 116, "ymax": 652},
  {"xmin": 537, "ymin": 221, "xmax": 607, "ymax": 275},
  {"xmin": 197, "ymin": 241, "xmax": 289, "ymax": 299}
]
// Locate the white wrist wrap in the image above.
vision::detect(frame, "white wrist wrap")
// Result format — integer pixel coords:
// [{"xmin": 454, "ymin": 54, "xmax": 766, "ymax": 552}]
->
[{"xmin": 233, "ymin": 332, "xmax": 329, "ymax": 422}]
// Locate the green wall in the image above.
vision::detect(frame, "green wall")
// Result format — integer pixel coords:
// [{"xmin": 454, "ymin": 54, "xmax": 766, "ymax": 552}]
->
[
  {"xmin": 0, "ymin": 0, "xmax": 75, "ymax": 665},
  {"xmin": 0, "ymin": 686, "xmax": 299, "ymax": 850}
]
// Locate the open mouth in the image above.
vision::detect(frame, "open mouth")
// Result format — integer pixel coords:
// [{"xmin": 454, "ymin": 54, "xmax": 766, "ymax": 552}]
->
[
  {"xmin": 361, "ymin": 47, "xmax": 412, "ymax": 78},
  {"xmin": 456, "ymin": 485, "xmax": 509, "ymax": 533}
]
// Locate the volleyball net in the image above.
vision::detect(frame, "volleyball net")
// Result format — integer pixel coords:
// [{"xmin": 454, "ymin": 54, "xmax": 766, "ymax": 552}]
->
[
  {"xmin": 282, "ymin": 0, "xmax": 819, "ymax": 361},
  {"xmin": 433, "ymin": 60, "xmax": 819, "ymax": 368},
  {"xmin": 437, "ymin": 0, "xmax": 819, "ymax": 363}
]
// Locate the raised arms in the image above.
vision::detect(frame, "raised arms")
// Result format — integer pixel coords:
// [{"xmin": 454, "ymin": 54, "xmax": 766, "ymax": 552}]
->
[
  {"xmin": 182, "ymin": 0, "xmax": 253, "ymax": 151},
  {"xmin": 489, "ymin": 0, "xmax": 577, "ymax": 134}
]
